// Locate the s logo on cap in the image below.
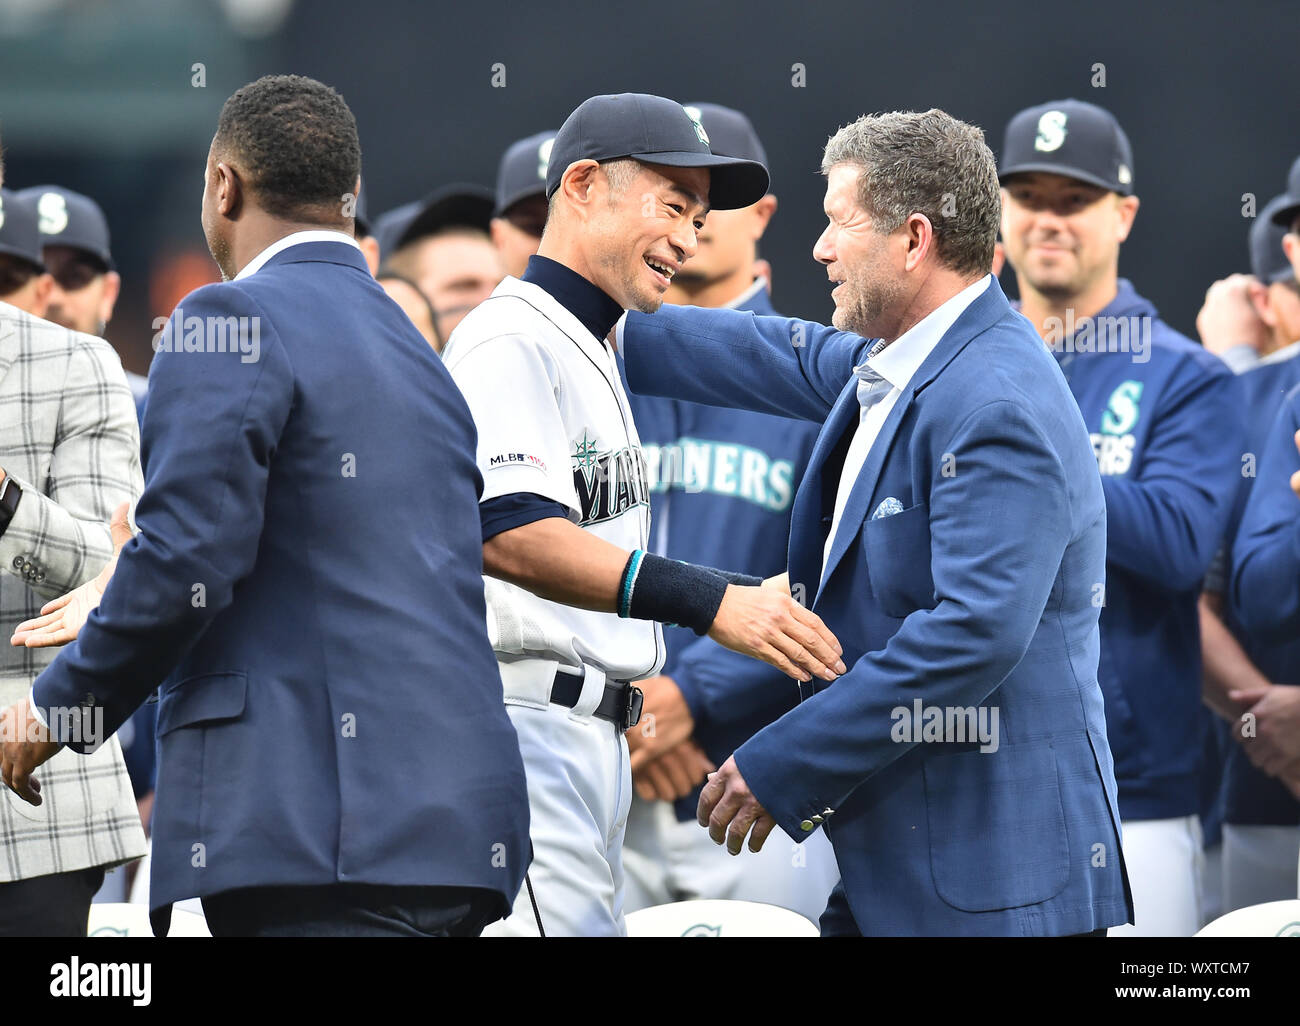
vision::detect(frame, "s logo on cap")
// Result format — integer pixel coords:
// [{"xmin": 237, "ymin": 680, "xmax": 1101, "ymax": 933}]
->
[
  {"xmin": 37, "ymin": 192, "xmax": 69, "ymax": 235},
  {"xmin": 682, "ymin": 105, "xmax": 709, "ymax": 146},
  {"xmin": 1034, "ymin": 110, "xmax": 1068, "ymax": 153},
  {"xmin": 537, "ymin": 137, "xmax": 554, "ymax": 181}
]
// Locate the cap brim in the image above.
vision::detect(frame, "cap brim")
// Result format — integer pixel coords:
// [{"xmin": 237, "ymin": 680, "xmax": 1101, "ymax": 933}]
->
[
  {"xmin": 998, "ymin": 163, "xmax": 1131, "ymax": 195},
  {"xmin": 1269, "ymin": 198, "xmax": 1300, "ymax": 228},
  {"xmin": 0, "ymin": 246, "xmax": 45, "ymax": 271},
  {"xmin": 632, "ymin": 151, "xmax": 770, "ymax": 210}
]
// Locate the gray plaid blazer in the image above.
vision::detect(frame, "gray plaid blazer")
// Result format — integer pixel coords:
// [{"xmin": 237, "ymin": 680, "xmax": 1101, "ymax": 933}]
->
[{"xmin": 0, "ymin": 301, "xmax": 147, "ymax": 882}]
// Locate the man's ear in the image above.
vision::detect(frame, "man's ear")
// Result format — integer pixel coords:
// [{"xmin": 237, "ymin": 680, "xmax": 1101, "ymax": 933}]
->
[
  {"xmin": 557, "ymin": 160, "xmax": 601, "ymax": 219},
  {"xmin": 214, "ymin": 160, "xmax": 242, "ymax": 218},
  {"xmin": 30, "ymin": 273, "xmax": 54, "ymax": 320},
  {"xmin": 1284, "ymin": 233, "xmax": 1300, "ymax": 277},
  {"xmin": 1115, "ymin": 194, "xmax": 1140, "ymax": 243},
  {"xmin": 903, "ymin": 211, "xmax": 935, "ymax": 271},
  {"xmin": 750, "ymin": 194, "xmax": 777, "ymax": 240},
  {"xmin": 99, "ymin": 270, "xmax": 121, "ymax": 324},
  {"xmin": 1249, "ymin": 278, "xmax": 1278, "ymax": 327}
]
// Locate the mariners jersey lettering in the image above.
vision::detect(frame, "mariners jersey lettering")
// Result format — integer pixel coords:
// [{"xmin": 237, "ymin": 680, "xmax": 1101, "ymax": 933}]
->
[{"xmin": 442, "ymin": 275, "xmax": 663, "ymax": 683}]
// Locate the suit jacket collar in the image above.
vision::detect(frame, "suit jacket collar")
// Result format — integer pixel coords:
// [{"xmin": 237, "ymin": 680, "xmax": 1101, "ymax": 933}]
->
[
  {"xmin": 809, "ymin": 275, "xmax": 1011, "ymax": 602},
  {"xmin": 236, "ymin": 231, "xmax": 366, "ymax": 280}
]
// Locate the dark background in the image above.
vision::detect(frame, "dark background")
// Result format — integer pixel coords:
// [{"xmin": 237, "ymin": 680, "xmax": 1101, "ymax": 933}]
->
[{"xmin": 1, "ymin": 0, "xmax": 1297, "ymax": 374}]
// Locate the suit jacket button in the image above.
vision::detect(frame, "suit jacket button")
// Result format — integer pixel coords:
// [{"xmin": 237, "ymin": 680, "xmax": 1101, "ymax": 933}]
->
[
  {"xmin": 822, "ymin": 807, "xmax": 835, "ymax": 817},
  {"xmin": 811, "ymin": 815, "xmax": 824, "ymax": 824},
  {"xmin": 12, "ymin": 555, "xmax": 25, "ymax": 570},
  {"xmin": 34, "ymin": 571, "xmax": 45, "ymax": 583},
  {"xmin": 800, "ymin": 819, "xmax": 815, "ymax": 832}
]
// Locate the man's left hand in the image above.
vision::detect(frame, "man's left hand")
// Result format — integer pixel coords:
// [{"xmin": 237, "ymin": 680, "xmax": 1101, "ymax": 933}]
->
[
  {"xmin": 697, "ymin": 755, "xmax": 776, "ymax": 855},
  {"xmin": 0, "ymin": 698, "xmax": 61, "ymax": 805}
]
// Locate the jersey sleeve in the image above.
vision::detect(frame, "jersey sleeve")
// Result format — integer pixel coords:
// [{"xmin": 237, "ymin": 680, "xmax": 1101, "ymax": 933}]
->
[{"xmin": 445, "ymin": 332, "xmax": 581, "ymax": 516}]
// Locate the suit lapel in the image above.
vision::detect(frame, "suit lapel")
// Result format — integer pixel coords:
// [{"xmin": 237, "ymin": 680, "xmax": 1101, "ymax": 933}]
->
[
  {"xmin": 811, "ymin": 276, "xmax": 1013, "ymax": 602},
  {"xmin": 815, "ymin": 383, "xmax": 914, "ymax": 603},
  {"xmin": 788, "ymin": 378, "xmax": 859, "ymax": 600}
]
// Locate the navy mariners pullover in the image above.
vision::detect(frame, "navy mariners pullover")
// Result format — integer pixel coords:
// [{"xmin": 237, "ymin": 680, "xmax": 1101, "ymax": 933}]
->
[
  {"xmin": 618, "ymin": 282, "xmax": 821, "ymax": 822},
  {"xmin": 1045, "ymin": 279, "xmax": 1242, "ymax": 821}
]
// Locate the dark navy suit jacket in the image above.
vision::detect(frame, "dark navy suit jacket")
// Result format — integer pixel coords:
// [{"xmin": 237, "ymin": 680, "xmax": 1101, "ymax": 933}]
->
[
  {"xmin": 624, "ymin": 276, "xmax": 1133, "ymax": 935},
  {"xmin": 32, "ymin": 240, "xmax": 531, "ymax": 919}
]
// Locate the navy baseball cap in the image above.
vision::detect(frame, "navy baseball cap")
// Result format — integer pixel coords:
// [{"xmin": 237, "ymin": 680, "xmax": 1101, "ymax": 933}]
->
[
  {"xmin": 545, "ymin": 93, "xmax": 769, "ymax": 211},
  {"xmin": 1268, "ymin": 155, "xmax": 1300, "ymax": 230},
  {"xmin": 999, "ymin": 99, "xmax": 1134, "ymax": 195},
  {"xmin": 682, "ymin": 103, "xmax": 770, "ymax": 191},
  {"xmin": 373, "ymin": 183, "xmax": 495, "ymax": 256},
  {"xmin": 17, "ymin": 185, "xmax": 113, "ymax": 268},
  {"xmin": 495, "ymin": 130, "xmax": 558, "ymax": 217},
  {"xmin": 0, "ymin": 189, "xmax": 45, "ymax": 269},
  {"xmin": 1253, "ymin": 195, "xmax": 1296, "ymax": 284}
]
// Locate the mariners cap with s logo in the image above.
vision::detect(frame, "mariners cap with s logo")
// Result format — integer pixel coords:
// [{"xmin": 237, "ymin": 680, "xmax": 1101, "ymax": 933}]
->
[
  {"xmin": 681, "ymin": 102, "xmax": 770, "ymax": 191},
  {"xmin": 495, "ymin": 130, "xmax": 559, "ymax": 217},
  {"xmin": 545, "ymin": 92, "xmax": 770, "ymax": 210},
  {"xmin": 15, "ymin": 185, "xmax": 114, "ymax": 269},
  {"xmin": 998, "ymin": 99, "xmax": 1134, "ymax": 196}
]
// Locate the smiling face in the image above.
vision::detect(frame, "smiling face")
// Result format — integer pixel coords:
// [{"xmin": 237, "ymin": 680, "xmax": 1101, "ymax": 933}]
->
[
  {"xmin": 812, "ymin": 163, "xmax": 906, "ymax": 337},
  {"xmin": 581, "ymin": 160, "xmax": 710, "ymax": 313},
  {"xmin": 1000, "ymin": 171, "xmax": 1138, "ymax": 302}
]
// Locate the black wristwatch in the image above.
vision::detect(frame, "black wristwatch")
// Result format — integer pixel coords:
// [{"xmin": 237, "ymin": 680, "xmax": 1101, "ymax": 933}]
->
[{"xmin": 0, "ymin": 474, "xmax": 23, "ymax": 537}]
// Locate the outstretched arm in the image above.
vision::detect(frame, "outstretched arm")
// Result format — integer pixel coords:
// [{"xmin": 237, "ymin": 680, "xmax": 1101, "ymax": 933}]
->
[{"xmin": 621, "ymin": 305, "xmax": 870, "ymax": 421}]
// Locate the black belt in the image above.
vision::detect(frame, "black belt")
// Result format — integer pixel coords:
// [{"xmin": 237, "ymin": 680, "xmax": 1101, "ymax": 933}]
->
[{"xmin": 550, "ymin": 670, "xmax": 644, "ymax": 731}]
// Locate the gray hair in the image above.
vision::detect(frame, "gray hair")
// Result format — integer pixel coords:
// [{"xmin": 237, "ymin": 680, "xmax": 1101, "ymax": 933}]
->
[{"xmin": 821, "ymin": 109, "xmax": 999, "ymax": 278}]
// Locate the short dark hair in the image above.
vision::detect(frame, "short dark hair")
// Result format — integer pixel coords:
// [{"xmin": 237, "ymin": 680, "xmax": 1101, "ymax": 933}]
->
[
  {"xmin": 822, "ymin": 109, "xmax": 999, "ymax": 278},
  {"xmin": 214, "ymin": 74, "xmax": 360, "ymax": 221}
]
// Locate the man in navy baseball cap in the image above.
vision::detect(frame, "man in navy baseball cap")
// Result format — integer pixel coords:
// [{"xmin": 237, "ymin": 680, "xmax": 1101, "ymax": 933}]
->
[
  {"xmin": 18, "ymin": 186, "xmax": 119, "ymax": 338},
  {"xmin": 999, "ymin": 98, "xmax": 1134, "ymax": 195},
  {"xmin": 1000, "ymin": 97, "xmax": 1244, "ymax": 938},
  {"xmin": 545, "ymin": 93, "xmax": 768, "ymax": 212},
  {"xmin": 375, "ymin": 183, "xmax": 503, "ymax": 343},
  {"xmin": 1271, "ymin": 156, "xmax": 1300, "ymax": 287},
  {"xmin": 0, "ymin": 188, "xmax": 53, "ymax": 318},
  {"xmin": 490, "ymin": 130, "xmax": 557, "ymax": 278}
]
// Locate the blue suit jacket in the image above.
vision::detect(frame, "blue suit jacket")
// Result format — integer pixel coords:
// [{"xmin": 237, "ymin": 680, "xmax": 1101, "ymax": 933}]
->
[
  {"xmin": 32, "ymin": 241, "xmax": 531, "ymax": 919},
  {"xmin": 624, "ymin": 276, "xmax": 1132, "ymax": 935}
]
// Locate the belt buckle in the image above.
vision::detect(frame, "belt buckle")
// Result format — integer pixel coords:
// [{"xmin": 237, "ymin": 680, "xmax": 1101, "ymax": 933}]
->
[{"xmin": 623, "ymin": 685, "xmax": 644, "ymax": 732}]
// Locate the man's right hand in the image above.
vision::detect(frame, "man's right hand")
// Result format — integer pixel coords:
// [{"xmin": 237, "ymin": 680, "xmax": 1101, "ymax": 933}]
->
[
  {"xmin": 10, "ymin": 502, "xmax": 132, "ymax": 649},
  {"xmin": 707, "ymin": 584, "xmax": 844, "ymax": 683},
  {"xmin": 1196, "ymin": 274, "xmax": 1270, "ymax": 358}
]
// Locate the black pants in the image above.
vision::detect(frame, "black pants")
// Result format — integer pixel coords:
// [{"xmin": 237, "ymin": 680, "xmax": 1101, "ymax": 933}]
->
[
  {"xmin": 0, "ymin": 865, "xmax": 106, "ymax": 937},
  {"xmin": 201, "ymin": 883, "xmax": 502, "ymax": 937}
]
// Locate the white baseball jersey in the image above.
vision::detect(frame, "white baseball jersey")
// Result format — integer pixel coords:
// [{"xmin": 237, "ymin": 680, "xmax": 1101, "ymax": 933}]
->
[{"xmin": 442, "ymin": 274, "xmax": 665, "ymax": 685}]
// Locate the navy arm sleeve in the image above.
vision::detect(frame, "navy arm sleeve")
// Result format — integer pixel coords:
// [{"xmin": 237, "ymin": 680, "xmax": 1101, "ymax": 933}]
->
[{"xmin": 481, "ymin": 492, "xmax": 571, "ymax": 542}]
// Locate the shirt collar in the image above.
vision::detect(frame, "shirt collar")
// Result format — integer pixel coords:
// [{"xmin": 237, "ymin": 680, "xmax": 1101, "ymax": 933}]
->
[
  {"xmin": 722, "ymin": 277, "xmax": 768, "ymax": 311},
  {"xmin": 860, "ymin": 274, "xmax": 992, "ymax": 391},
  {"xmin": 1260, "ymin": 338, "xmax": 1300, "ymax": 366},
  {"xmin": 234, "ymin": 230, "xmax": 362, "ymax": 281},
  {"xmin": 521, "ymin": 254, "xmax": 624, "ymax": 340}
]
